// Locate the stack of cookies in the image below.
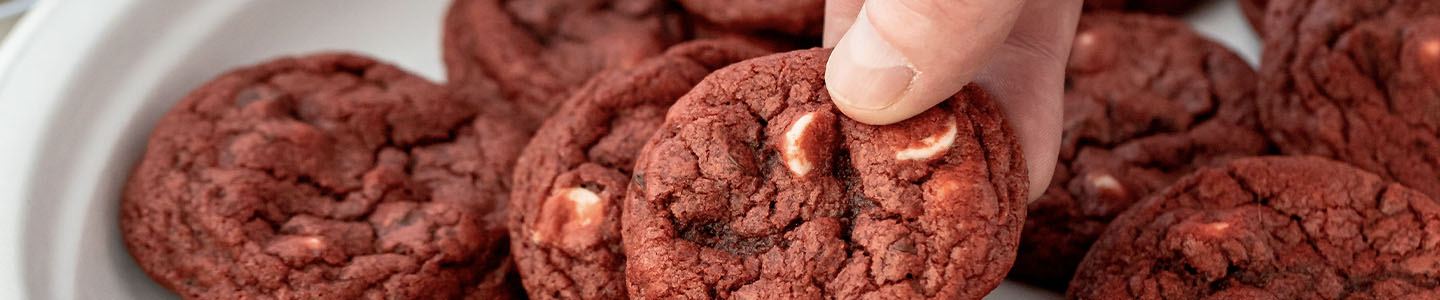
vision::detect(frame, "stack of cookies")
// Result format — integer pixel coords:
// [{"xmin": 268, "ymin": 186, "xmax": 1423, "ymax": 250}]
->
[{"xmin": 117, "ymin": 0, "xmax": 1440, "ymax": 299}]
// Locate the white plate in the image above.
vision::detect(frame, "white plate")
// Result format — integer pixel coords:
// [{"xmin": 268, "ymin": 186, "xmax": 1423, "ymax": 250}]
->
[{"xmin": 0, "ymin": 0, "xmax": 1258, "ymax": 299}]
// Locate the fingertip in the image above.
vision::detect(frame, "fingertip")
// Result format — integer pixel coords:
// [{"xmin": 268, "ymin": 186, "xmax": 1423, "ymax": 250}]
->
[
  {"xmin": 827, "ymin": 0, "xmax": 1024, "ymax": 124},
  {"xmin": 829, "ymin": 96, "xmax": 911, "ymax": 125},
  {"xmin": 1017, "ymin": 113, "xmax": 1061, "ymax": 201},
  {"xmin": 827, "ymin": 82, "xmax": 954, "ymax": 126},
  {"xmin": 825, "ymin": 6, "xmax": 919, "ymax": 122}
]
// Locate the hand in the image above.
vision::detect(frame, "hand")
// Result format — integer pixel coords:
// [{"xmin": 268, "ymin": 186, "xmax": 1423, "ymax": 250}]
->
[{"xmin": 824, "ymin": 0, "xmax": 1082, "ymax": 200}]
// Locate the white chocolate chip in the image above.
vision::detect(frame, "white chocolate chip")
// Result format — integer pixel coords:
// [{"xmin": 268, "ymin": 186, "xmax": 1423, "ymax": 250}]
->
[
  {"xmin": 1206, "ymin": 222, "xmax": 1230, "ymax": 232},
  {"xmin": 1090, "ymin": 174, "xmax": 1122, "ymax": 193},
  {"xmin": 895, "ymin": 116, "xmax": 958, "ymax": 161},
  {"xmin": 1076, "ymin": 31, "xmax": 1096, "ymax": 49},
  {"xmin": 300, "ymin": 236, "xmax": 325, "ymax": 250},
  {"xmin": 1084, "ymin": 173, "xmax": 1129, "ymax": 201},
  {"xmin": 563, "ymin": 187, "xmax": 603, "ymax": 226},
  {"xmin": 783, "ymin": 112, "xmax": 817, "ymax": 176},
  {"xmin": 1424, "ymin": 39, "xmax": 1440, "ymax": 59},
  {"xmin": 531, "ymin": 187, "xmax": 605, "ymax": 244}
]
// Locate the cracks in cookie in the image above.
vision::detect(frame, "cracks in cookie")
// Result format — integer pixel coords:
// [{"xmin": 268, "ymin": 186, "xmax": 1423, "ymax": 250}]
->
[
  {"xmin": 962, "ymin": 101, "xmax": 1018, "ymax": 220},
  {"xmin": 1193, "ymin": 49, "xmax": 1229, "ymax": 123},
  {"xmin": 1203, "ymin": 265, "xmax": 1246, "ymax": 295},
  {"xmin": 1225, "ymin": 169, "xmax": 1265, "ymax": 207},
  {"xmin": 829, "ymin": 148, "xmax": 867, "ymax": 293},
  {"xmin": 1241, "ymin": 165, "xmax": 1432, "ymax": 296},
  {"xmin": 1284, "ymin": 3, "xmax": 1440, "ymax": 190},
  {"xmin": 675, "ymin": 220, "xmax": 775, "ymax": 256},
  {"xmin": 832, "ymin": 150, "xmax": 876, "ymax": 222},
  {"xmin": 177, "ymin": 62, "xmax": 512, "ymax": 296}
]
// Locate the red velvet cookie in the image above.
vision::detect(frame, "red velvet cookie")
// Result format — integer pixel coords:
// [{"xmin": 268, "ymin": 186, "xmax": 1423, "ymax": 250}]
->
[
  {"xmin": 1012, "ymin": 13, "xmax": 1269, "ymax": 290},
  {"xmin": 508, "ymin": 39, "xmax": 770, "ymax": 299},
  {"xmin": 676, "ymin": 0, "xmax": 823, "ymax": 36},
  {"xmin": 1084, "ymin": 0, "xmax": 1207, "ymax": 15},
  {"xmin": 121, "ymin": 54, "xmax": 526, "ymax": 299},
  {"xmin": 622, "ymin": 49, "xmax": 1027, "ymax": 299},
  {"xmin": 1258, "ymin": 0, "xmax": 1440, "ymax": 199},
  {"xmin": 1070, "ymin": 156, "xmax": 1440, "ymax": 299},
  {"xmin": 443, "ymin": 0, "xmax": 687, "ymax": 120},
  {"xmin": 1239, "ymin": 0, "xmax": 1269, "ymax": 33}
]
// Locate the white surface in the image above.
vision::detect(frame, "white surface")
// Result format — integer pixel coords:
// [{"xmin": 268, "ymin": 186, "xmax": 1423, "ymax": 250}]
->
[
  {"xmin": 0, "ymin": 1, "xmax": 1259, "ymax": 299},
  {"xmin": 1187, "ymin": 0, "xmax": 1263, "ymax": 66}
]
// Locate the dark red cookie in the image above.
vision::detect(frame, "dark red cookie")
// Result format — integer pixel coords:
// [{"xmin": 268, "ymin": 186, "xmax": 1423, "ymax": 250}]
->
[
  {"xmin": 121, "ymin": 54, "xmax": 527, "ymax": 299},
  {"xmin": 622, "ymin": 49, "xmax": 1027, "ymax": 299},
  {"xmin": 443, "ymin": 0, "xmax": 687, "ymax": 120},
  {"xmin": 508, "ymin": 39, "xmax": 770, "ymax": 300},
  {"xmin": 1069, "ymin": 156, "xmax": 1440, "ymax": 299},
  {"xmin": 676, "ymin": 0, "xmax": 823, "ymax": 36},
  {"xmin": 1239, "ymin": 0, "xmax": 1268, "ymax": 34},
  {"xmin": 1012, "ymin": 13, "xmax": 1269, "ymax": 290},
  {"xmin": 1084, "ymin": 0, "xmax": 1207, "ymax": 15},
  {"xmin": 1258, "ymin": 0, "xmax": 1440, "ymax": 199}
]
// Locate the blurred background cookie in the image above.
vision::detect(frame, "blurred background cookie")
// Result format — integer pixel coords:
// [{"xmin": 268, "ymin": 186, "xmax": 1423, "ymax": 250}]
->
[
  {"xmin": 1257, "ymin": 0, "xmax": 1440, "ymax": 200},
  {"xmin": 1012, "ymin": 12, "xmax": 1270, "ymax": 291},
  {"xmin": 1070, "ymin": 156, "xmax": 1440, "ymax": 299}
]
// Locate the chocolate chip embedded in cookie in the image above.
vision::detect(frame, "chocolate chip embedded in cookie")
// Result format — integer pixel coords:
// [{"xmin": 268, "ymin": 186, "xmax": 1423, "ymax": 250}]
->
[
  {"xmin": 1258, "ymin": 0, "xmax": 1440, "ymax": 200},
  {"xmin": 622, "ymin": 49, "xmax": 1027, "ymax": 299},
  {"xmin": 1011, "ymin": 13, "xmax": 1270, "ymax": 291},
  {"xmin": 121, "ymin": 53, "xmax": 527, "ymax": 299},
  {"xmin": 509, "ymin": 39, "xmax": 770, "ymax": 300},
  {"xmin": 442, "ymin": 0, "xmax": 686, "ymax": 119},
  {"xmin": 1070, "ymin": 156, "xmax": 1440, "ymax": 299}
]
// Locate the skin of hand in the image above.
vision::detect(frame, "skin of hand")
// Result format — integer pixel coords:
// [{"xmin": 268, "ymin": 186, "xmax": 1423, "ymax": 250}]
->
[{"xmin": 824, "ymin": 0, "xmax": 1083, "ymax": 200}]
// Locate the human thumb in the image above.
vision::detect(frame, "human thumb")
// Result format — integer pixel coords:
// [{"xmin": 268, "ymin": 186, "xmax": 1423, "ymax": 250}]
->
[{"xmin": 826, "ymin": 0, "xmax": 1026, "ymax": 125}]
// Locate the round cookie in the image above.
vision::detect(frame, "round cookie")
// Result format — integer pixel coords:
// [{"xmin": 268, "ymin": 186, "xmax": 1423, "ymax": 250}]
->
[
  {"xmin": 676, "ymin": 0, "xmax": 823, "ymax": 36},
  {"xmin": 443, "ymin": 0, "xmax": 686, "ymax": 119},
  {"xmin": 1258, "ymin": 0, "xmax": 1440, "ymax": 200},
  {"xmin": 1069, "ymin": 156, "xmax": 1440, "ymax": 299},
  {"xmin": 121, "ymin": 54, "xmax": 527, "ymax": 299},
  {"xmin": 1084, "ymin": 0, "xmax": 1207, "ymax": 15},
  {"xmin": 508, "ymin": 39, "xmax": 770, "ymax": 299},
  {"xmin": 1011, "ymin": 13, "xmax": 1269, "ymax": 290},
  {"xmin": 622, "ymin": 49, "xmax": 1027, "ymax": 299}
]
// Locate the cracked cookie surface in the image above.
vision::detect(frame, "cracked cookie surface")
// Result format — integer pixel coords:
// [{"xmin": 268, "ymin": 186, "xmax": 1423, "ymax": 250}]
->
[
  {"xmin": 121, "ymin": 53, "xmax": 527, "ymax": 299},
  {"xmin": 1258, "ymin": 0, "xmax": 1440, "ymax": 199},
  {"xmin": 621, "ymin": 49, "xmax": 1027, "ymax": 299},
  {"xmin": 509, "ymin": 40, "xmax": 769, "ymax": 300},
  {"xmin": 676, "ymin": 0, "xmax": 823, "ymax": 36},
  {"xmin": 1240, "ymin": 0, "xmax": 1269, "ymax": 33},
  {"xmin": 1013, "ymin": 13, "xmax": 1270, "ymax": 290},
  {"xmin": 443, "ymin": 0, "xmax": 687, "ymax": 120},
  {"xmin": 1070, "ymin": 156, "xmax": 1440, "ymax": 299}
]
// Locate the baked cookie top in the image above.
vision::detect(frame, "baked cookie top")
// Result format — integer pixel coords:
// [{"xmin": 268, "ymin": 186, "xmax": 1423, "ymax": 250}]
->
[
  {"xmin": 1071, "ymin": 156, "xmax": 1440, "ymax": 299},
  {"xmin": 121, "ymin": 53, "xmax": 525, "ymax": 299},
  {"xmin": 622, "ymin": 48, "xmax": 1027, "ymax": 299},
  {"xmin": 508, "ymin": 39, "xmax": 769, "ymax": 299}
]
